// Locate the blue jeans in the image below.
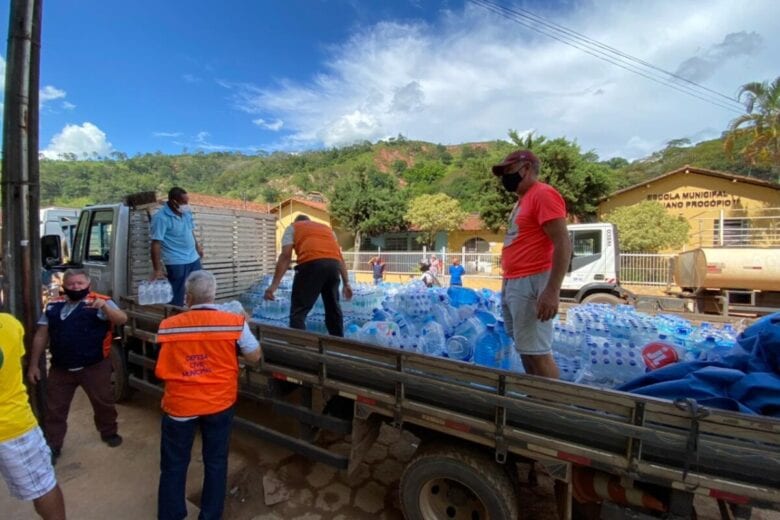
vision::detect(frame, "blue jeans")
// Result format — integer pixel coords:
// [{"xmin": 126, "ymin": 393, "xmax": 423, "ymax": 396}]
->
[
  {"xmin": 165, "ymin": 259, "xmax": 202, "ymax": 306},
  {"xmin": 158, "ymin": 406, "xmax": 235, "ymax": 520}
]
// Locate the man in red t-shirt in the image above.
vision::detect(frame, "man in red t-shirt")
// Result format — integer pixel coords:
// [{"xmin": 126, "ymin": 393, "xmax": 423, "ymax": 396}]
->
[{"xmin": 492, "ymin": 150, "xmax": 572, "ymax": 378}]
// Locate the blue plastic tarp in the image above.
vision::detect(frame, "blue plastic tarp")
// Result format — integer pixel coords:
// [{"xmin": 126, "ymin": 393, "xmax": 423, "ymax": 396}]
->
[{"xmin": 618, "ymin": 312, "xmax": 780, "ymax": 417}]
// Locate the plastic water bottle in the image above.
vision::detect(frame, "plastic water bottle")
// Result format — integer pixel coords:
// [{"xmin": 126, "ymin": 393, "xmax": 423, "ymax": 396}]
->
[
  {"xmin": 150, "ymin": 280, "xmax": 162, "ymax": 304},
  {"xmin": 345, "ymin": 322, "xmax": 361, "ymax": 339},
  {"xmin": 419, "ymin": 319, "xmax": 445, "ymax": 356},
  {"xmin": 692, "ymin": 336, "xmax": 718, "ymax": 361},
  {"xmin": 609, "ymin": 354, "xmax": 645, "ymax": 386},
  {"xmin": 453, "ymin": 317, "xmax": 486, "ymax": 354},
  {"xmin": 474, "ymin": 324, "xmax": 501, "ymax": 368},
  {"xmin": 138, "ymin": 281, "xmax": 149, "ymax": 305},
  {"xmin": 161, "ymin": 280, "xmax": 173, "ymax": 304},
  {"xmin": 445, "ymin": 335, "xmax": 473, "ymax": 361},
  {"xmin": 448, "ymin": 286, "xmax": 480, "ymax": 307},
  {"xmin": 358, "ymin": 321, "xmax": 401, "ymax": 349}
]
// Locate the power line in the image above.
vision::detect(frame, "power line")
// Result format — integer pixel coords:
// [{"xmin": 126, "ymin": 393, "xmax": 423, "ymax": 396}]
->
[{"xmin": 469, "ymin": 0, "xmax": 744, "ymax": 114}]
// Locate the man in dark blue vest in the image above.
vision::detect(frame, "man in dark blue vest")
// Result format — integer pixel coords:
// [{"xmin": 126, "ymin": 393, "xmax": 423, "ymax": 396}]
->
[{"xmin": 27, "ymin": 269, "xmax": 128, "ymax": 464}]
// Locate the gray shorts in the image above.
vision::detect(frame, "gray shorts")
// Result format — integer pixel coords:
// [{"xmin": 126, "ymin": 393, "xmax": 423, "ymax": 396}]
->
[{"xmin": 501, "ymin": 271, "xmax": 554, "ymax": 356}]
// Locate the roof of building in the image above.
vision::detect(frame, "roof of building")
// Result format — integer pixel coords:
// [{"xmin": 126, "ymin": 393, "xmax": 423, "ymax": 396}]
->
[
  {"xmin": 602, "ymin": 165, "xmax": 780, "ymax": 201},
  {"xmin": 270, "ymin": 197, "xmax": 329, "ymax": 213},
  {"xmin": 180, "ymin": 193, "xmax": 272, "ymax": 213},
  {"xmin": 459, "ymin": 213, "xmax": 486, "ymax": 231}
]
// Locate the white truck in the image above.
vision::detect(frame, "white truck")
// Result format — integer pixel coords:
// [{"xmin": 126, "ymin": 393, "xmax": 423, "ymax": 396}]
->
[{"xmin": 561, "ymin": 222, "xmax": 633, "ymax": 305}]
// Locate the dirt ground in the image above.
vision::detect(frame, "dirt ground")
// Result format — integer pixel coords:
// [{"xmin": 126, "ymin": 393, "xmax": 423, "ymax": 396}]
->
[{"xmin": 1, "ymin": 388, "xmax": 777, "ymax": 519}]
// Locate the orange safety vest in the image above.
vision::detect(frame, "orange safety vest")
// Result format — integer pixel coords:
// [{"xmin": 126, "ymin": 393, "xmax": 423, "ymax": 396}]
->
[
  {"xmin": 155, "ymin": 309, "xmax": 245, "ymax": 417},
  {"xmin": 292, "ymin": 220, "xmax": 343, "ymax": 265}
]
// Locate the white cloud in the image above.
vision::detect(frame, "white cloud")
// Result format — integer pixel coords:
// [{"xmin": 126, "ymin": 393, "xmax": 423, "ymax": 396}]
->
[
  {"xmin": 62, "ymin": 101, "xmax": 76, "ymax": 110},
  {"xmin": 153, "ymin": 131, "xmax": 182, "ymax": 137},
  {"xmin": 41, "ymin": 122, "xmax": 113, "ymax": 159},
  {"xmin": 252, "ymin": 118, "xmax": 284, "ymax": 131},
  {"xmin": 40, "ymin": 85, "xmax": 66, "ymax": 104},
  {"xmin": 182, "ymin": 73, "xmax": 201, "ymax": 83},
  {"xmin": 228, "ymin": 0, "xmax": 779, "ymax": 159},
  {"xmin": 172, "ymin": 131, "xmax": 259, "ymax": 153}
]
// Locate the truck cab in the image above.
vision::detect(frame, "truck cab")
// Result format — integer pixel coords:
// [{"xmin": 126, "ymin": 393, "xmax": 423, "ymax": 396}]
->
[
  {"xmin": 68, "ymin": 203, "xmax": 130, "ymax": 299},
  {"xmin": 561, "ymin": 222, "xmax": 632, "ymax": 304}
]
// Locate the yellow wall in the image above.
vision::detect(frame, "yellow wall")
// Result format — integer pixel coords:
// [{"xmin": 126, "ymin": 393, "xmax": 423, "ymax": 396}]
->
[
  {"xmin": 597, "ymin": 170, "xmax": 780, "ymax": 249},
  {"xmin": 446, "ymin": 230, "xmax": 504, "ymax": 254},
  {"xmin": 273, "ymin": 202, "xmax": 331, "ymax": 251}
]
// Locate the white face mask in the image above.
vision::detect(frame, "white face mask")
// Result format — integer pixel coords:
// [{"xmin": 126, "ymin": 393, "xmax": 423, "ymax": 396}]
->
[{"xmin": 179, "ymin": 204, "xmax": 192, "ymax": 214}]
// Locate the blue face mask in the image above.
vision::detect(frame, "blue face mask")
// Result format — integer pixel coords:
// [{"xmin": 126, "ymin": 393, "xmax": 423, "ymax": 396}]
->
[{"xmin": 179, "ymin": 204, "xmax": 192, "ymax": 214}]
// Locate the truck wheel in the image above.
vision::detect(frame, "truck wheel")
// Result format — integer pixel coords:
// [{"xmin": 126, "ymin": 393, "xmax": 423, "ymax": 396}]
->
[
  {"xmin": 581, "ymin": 293, "xmax": 623, "ymax": 305},
  {"xmin": 110, "ymin": 342, "xmax": 131, "ymax": 402},
  {"xmin": 400, "ymin": 441, "xmax": 518, "ymax": 520}
]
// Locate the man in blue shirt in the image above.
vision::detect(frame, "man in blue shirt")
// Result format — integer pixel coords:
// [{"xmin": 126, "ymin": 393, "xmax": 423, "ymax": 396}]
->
[
  {"xmin": 150, "ymin": 187, "xmax": 204, "ymax": 306},
  {"xmin": 449, "ymin": 258, "xmax": 466, "ymax": 287}
]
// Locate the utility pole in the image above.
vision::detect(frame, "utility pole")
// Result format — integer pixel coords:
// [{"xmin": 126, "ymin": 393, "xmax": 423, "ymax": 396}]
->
[{"xmin": 2, "ymin": 0, "xmax": 44, "ymax": 415}]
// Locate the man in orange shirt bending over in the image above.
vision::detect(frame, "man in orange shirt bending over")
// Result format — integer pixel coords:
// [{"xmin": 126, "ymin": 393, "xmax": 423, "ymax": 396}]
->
[
  {"xmin": 155, "ymin": 270, "xmax": 261, "ymax": 520},
  {"xmin": 264, "ymin": 214, "xmax": 353, "ymax": 336}
]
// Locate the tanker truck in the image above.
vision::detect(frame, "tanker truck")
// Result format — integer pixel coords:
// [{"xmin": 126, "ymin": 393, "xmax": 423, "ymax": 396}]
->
[{"xmin": 672, "ymin": 247, "xmax": 780, "ymax": 315}]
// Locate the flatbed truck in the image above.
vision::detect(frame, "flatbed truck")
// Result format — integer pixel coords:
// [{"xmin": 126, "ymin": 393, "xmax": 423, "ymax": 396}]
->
[{"xmin": 57, "ymin": 195, "xmax": 779, "ymax": 520}]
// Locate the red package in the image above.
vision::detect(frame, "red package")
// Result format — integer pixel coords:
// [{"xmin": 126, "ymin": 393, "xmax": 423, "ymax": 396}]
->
[{"xmin": 641, "ymin": 342, "xmax": 679, "ymax": 370}]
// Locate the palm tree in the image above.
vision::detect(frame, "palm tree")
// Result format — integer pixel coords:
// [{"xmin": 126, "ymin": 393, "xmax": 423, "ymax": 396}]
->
[{"xmin": 724, "ymin": 77, "xmax": 780, "ymax": 171}]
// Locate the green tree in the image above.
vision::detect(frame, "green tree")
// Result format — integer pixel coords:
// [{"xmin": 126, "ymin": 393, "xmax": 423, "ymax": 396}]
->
[
  {"xmin": 725, "ymin": 76, "xmax": 780, "ymax": 173},
  {"xmin": 405, "ymin": 194, "xmax": 467, "ymax": 248},
  {"xmin": 402, "ymin": 161, "xmax": 446, "ymax": 197},
  {"xmin": 329, "ymin": 167, "xmax": 407, "ymax": 267},
  {"xmin": 605, "ymin": 201, "xmax": 690, "ymax": 252},
  {"xmin": 534, "ymin": 138, "xmax": 615, "ymax": 218},
  {"xmin": 506, "ymin": 131, "xmax": 615, "ymax": 218}
]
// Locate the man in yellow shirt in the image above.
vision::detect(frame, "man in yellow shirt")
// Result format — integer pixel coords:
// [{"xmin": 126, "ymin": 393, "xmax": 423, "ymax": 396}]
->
[{"xmin": 0, "ymin": 313, "xmax": 66, "ymax": 519}]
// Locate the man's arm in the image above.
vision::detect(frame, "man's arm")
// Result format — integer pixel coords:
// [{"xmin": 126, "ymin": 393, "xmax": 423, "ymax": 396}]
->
[
  {"xmin": 538, "ymin": 218, "xmax": 572, "ymax": 321},
  {"xmin": 192, "ymin": 230, "xmax": 204, "ymax": 258},
  {"xmin": 150, "ymin": 240, "xmax": 164, "ymax": 279},
  {"xmin": 264, "ymin": 244, "xmax": 294, "ymax": 300},
  {"xmin": 339, "ymin": 257, "xmax": 353, "ymax": 300},
  {"xmin": 90, "ymin": 298, "xmax": 128, "ymax": 326},
  {"xmin": 27, "ymin": 325, "xmax": 49, "ymax": 384},
  {"xmin": 243, "ymin": 348, "xmax": 261, "ymax": 364}
]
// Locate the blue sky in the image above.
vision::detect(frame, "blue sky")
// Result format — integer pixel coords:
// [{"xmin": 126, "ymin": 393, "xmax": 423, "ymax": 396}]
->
[{"xmin": 1, "ymin": 0, "xmax": 777, "ymax": 160}]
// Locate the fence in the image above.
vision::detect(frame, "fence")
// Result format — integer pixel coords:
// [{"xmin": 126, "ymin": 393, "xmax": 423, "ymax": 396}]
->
[
  {"xmin": 342, "ymin": 251, "xmax": 502, "ymax": 278},
  {"xmin": 342, "ymin": 251, "xmax": 673, "ymax": 286},
  {"xmin": 619, "ymin": 253, "xmax": 673, "ymax": 286}
]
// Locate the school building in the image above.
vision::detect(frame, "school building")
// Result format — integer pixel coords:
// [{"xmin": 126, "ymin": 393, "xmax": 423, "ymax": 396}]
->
[{"xmin": 597, "ymin": 166, "xmax": 780, "ymax": 249}]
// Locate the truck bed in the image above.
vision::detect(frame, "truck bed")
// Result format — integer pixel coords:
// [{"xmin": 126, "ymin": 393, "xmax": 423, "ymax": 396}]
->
[{"xmin": 122, "ymin": 302, "xmax": 780, "ymax": 510}]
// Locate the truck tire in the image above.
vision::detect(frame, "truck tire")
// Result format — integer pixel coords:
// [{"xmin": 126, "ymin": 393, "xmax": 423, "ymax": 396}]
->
[
  {"xmin": 400, "ymin": 441, "xmax": 519, "ymax": 520},
  {"xmin": 110, "ymin": 342, "xmax": 131, "ymax": 402},
  {"xmin": 581, "ymin": 293, "xmax": 623, "ymax": 305}
]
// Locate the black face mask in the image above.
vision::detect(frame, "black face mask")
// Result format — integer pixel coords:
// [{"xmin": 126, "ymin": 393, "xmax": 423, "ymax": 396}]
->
[
  {"xmin": 64, "ymin": 286, "xmax": 90, "ymax": 301},
  {"xmin": 501, "ymin": 172, "xmax": 522, "ymax": 193}
]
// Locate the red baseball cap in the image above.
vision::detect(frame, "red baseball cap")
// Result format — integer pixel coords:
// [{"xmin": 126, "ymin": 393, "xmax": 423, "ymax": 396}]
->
[{"xmin": 491, "ymin": 150, "xmax": 539, "ymax": 176}]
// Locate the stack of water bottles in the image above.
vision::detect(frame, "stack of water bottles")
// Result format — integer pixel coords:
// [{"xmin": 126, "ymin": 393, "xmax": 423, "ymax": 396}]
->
[
  {"xmin": 559, "ymin": 304, "xmax": 739, "ymax": 388},
  {"xmin": 246, "ymin": 273, "xmax": 294, "ymax": 323},
  {"xmin": 238, "ymin": 274, "xmax": 742, "ymax": 389},
  {"xmin": 137, "ymin": 279, "xmax": 173, "ymax": 305}
]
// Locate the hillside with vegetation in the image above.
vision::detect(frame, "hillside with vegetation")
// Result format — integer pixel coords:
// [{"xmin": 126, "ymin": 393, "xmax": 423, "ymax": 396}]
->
[{"xmin": 37, "ymin": 129, "xmax": 776, "ymax": 249}]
